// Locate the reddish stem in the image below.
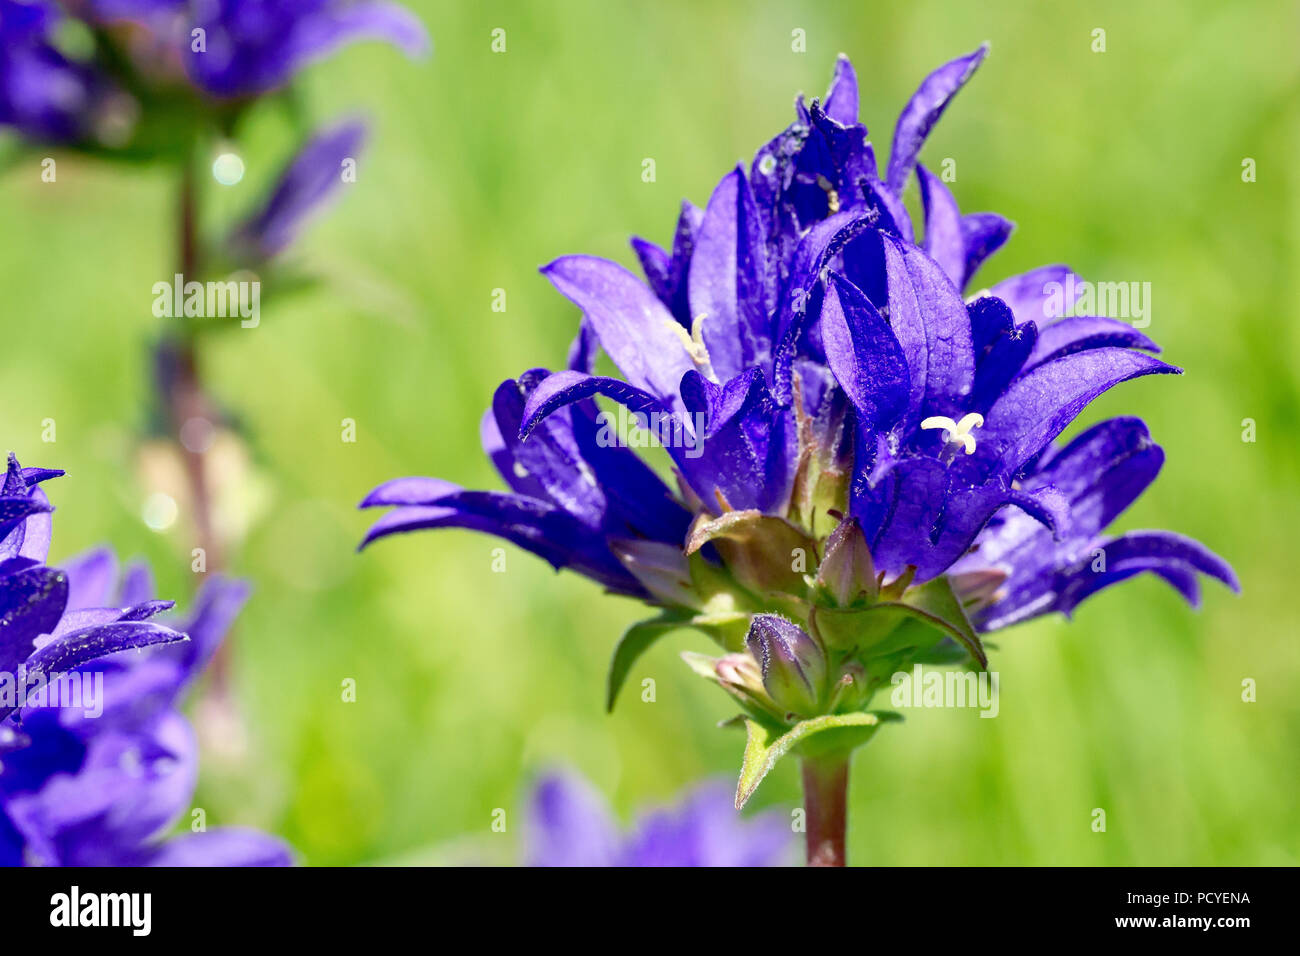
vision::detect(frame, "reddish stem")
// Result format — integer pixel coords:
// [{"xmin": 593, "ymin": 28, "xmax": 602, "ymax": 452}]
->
[
  {"xmin": 170, "ymin": 153, "xmax": 230, "ymax": 693},
  {"xmin": 801, "ymin": 754, "xmax": 849, "ymax": 867}
]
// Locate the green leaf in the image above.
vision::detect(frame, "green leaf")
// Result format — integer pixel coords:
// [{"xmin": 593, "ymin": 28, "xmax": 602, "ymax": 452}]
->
[
  {"xmin": 606, "ymin": 613, "xmax": 691, "ymax": 712},
  {"xmin": 735, "ymin": 711, "xmax": 900, "ymax": 808}
]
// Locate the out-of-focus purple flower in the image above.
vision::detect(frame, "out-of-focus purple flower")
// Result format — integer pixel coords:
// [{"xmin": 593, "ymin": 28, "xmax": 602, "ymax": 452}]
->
[
  {"xmin": 0, "ymin": 455, "xmax": 186, "ymax": 728},
  {"xmin": 229, "ymin": 117, "xmax": 367, "ymax": 261},
  {"xmin": 0, "ymin": 455, "xmax": 290, "ymax": 867},
  {"xmin": 0, "ymin": 0, "xmax": 119, "ymax": 142},
  {"xmin": 92, "ymin": 0, "xmax": 428, "ymax": 99},
  {"xmin": 526, "ymin": 770, "xmax": 792, "ymax": 867},
  {"xmin": 2, "ymin": 1, "xmax": 425, "ymax": 147},
  {"xmin": 361, "ymin": 50, "xmax": 1238, "ymax": 802}
]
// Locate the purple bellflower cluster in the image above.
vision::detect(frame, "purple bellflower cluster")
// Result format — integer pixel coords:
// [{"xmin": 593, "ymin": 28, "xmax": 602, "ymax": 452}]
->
[
  {"xmin": 0, "ymin": 454, "xmax": 290, "ymax": 866},
  {"xmin": 0, "ymin": 0, "xmax": 425, "ymax": 148},
  {"xmin": 362, "ymin": 49, "xmax": 1237, "ymax": 858},
  {"xmin": 527, "ymin": 770, "xmax": 791, "ymax": 868}
]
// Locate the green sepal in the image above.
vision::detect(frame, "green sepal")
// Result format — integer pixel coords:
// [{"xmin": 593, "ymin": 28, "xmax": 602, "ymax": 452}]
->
[
  {"xmin": 888, "ymin": 575, "xmax": 987, "ymax": 668},
  {"xmin": 812, "ymin": 576, "xmax": 987, "ymax": 668},
  {"xmin": 685, "ymin": 510, "xmax": 816, "ymax": 598},
  {"xmin": 680, "ymin": 651, "xmax": 785, "ymax": 724},
  {"xmin": 734, "ymin": 711, "xmax": 901, "ymax": 809}
]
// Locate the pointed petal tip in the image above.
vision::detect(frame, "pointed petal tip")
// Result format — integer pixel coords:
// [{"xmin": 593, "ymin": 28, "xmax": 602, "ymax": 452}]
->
[{"xmin": 358, "ymin": 487, "xmax": 387, "ymax": 509}]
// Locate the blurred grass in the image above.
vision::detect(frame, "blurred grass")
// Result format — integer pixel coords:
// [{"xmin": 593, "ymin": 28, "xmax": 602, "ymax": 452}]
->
[{"xmin": 0, "ymin": 0, "xmax": 1296, "ymax": 864}]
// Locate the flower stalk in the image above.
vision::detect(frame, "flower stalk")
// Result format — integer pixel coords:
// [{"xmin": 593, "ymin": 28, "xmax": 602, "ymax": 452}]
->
[
  {"xmin": 801, "ymin": 753, "xmax": 850, "ymax": 867},
  {"xmin": 169, "ymin": 148, "xmax": 231, "ymax": 692}
]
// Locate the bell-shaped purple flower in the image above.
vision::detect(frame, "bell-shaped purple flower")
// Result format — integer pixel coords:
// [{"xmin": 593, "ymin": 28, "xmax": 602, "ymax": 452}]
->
[
  {"xmin": 0, "ymin": 1, "xmax": 122, "ymax": 143},
  {"xmin": 0, "ymin": 454, "xmax": 291, "ymax": 866},
  {"xmin": 363, "ymin": 47, "xmax": 1235, "ymax": 635},
  {"xmin": 0, "ymin": 455, "xmax": 187, "ymax": 726},
  {"xmin": 90, "ymin": 0, "xmax": 429, "ymax": 99},
  {"xmin": 361, "ymin": 49, "xmax": 1238, "ymax": 814}
]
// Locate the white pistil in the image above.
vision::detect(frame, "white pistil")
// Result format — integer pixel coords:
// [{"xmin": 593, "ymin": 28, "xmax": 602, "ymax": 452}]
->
[
  {"xmin": 665, "ymin": 313, "xmax": 715, "ymax": 377},
  {"xmin": 920, "ymin": 412, "xmax": 985, "ymax": 455}
]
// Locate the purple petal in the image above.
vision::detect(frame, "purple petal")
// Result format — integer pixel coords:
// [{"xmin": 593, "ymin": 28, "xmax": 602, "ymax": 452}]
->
[
  {"xmin": 185, "ymin": 2, "xmax": 430, "ymax": 98},
  {"xmin": 772, "ymin": 210, "xmax": 878, "ymax": 403},
  {"xmin": 493, "ymin": 372, "xmax": 607, "ymax": 528},
  {"xmin": 679, "ymin": 369, "xmax": 785, "ymax": 512},
  {"xmin": 117, "ymin": 561, "xmax": 155, "ymax": 607},
  {"xmin": 143, "ymin": 828, "xmax": 294, "ymax": 867},
  {"xmin": 987, "ymin": 530, "xmax": 1238, "ymax": 629},
  {"xmin": 358, "ymin": 491, "xmax": 638, "ymax": 593},
  {"xmin": 820, "ymin": 273, "xmax": 910, "ymax": 431},
  {"xmin": 360, "ymin": 476, "xmax": 461, "ymax": 508},
  {"xmin": 887, "ymin": 44, "xmax": 988, "ymax": 193},
  {"xmin": 963, "ymin": 417, "xmax": 1165, "ymax": 573},
  {"xmin": 8, "ymin": 714, "xmax": 198, "ymax": 865},
  {"xmin": 960, "ymin": 212, "xmax": 1014, "ymax": 288},
  {"xmin": 231, "ymin": 119, "xmax": 367, "ymax": 260},
  {"xmin": 988, "ymin": 265, "xmax": 1085, "ymax": 325},
  {"xmin": 915, "ymin": 481, "xmax": 1055, "ymax": 580},
  {"xmin": 167, "ymin": 576, "xmax": 250, "ymax": 684},
  {"xmin": 823, "ymin": 55, "xmax": 859, "ymax": 126},
  {"xmin": 1026, "ymin": 315, "xmax": 1160, "ymax": 369},
  {"xmin": 2, "ymin": 488, "xmax": 52, "ymax": 564},
  {"xmin": 969, "ymin": 349, "xmax": 1179, "ymax": 480},
  {"xmin": 1089, "ymin": 531, "xmax": 1239, "ymax": 592},
  {"xmin": 630, "ymin": 237, "xmax": 670, "ymax": 305},
  {"xmin": 917, "ymin": 163, "xmax": 965, "ymax": 287},
  {"xmin": 880, "ymin": 234, "xmax": 976, "ymax": 428},
  {"xmin": 623, "ymin": 780, "xmax": 793, "ymax": 867},
  {"xmin": 862, "ymin": 177, "xmax": 914, "ymax": 244},
  {"xmin": 518, "ymin": 369, "xmax": 669, "ymax": 443},
  {"xmin": 526, "ymin": 771, "xmax": 621, "ymax": 867},
  {"xmin": 565, "ymin": 318, "xmax": 600, "ymax": 374},
  {"xmin": 60, "ymin": 548, "xmax": 118, "ymax": 610},
  {"xmin": 22, "ymin": 620, "xmax": 188, "ymax": 687},
  {"xmin": 807, "ymin": 100, "xmax": 880, "ymax": 227},
  {"xmin": 0, "ymin": 494, "xmax": 53, "ymax": 548},
  {"xmin": 0, "ymin": 559, "xmax": 68, "ymax": 675},
  {"xmin": 632, "ymin": 200, "xmax": 704, "ymax": 326},
  {"xmin": 867, "ymin": 457, "xmax": 948, "ymax": 573},
  {"xmin": 8, "ymin": 626, "xmax": 188, "ymax": 733},
  {"xmin": 688, "ymin": 166, "xmax": 772, "ymax": 379},
  {"xmin": 567, "ymin": 406, "xmax": 693, "ymax": 546},
  {"xmin": 541, "ymin": 256, "xmax": 696, "ymax": 414},
  {"xmin": 967, "ymin": 296, "xmax": 1037, "ymax": 413}
]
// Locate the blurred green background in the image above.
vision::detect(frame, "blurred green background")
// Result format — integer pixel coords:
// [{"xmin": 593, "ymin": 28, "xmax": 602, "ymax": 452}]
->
[{"xmin": 1, "ymin": 0, "xmax": 1296, "ymax": 865}]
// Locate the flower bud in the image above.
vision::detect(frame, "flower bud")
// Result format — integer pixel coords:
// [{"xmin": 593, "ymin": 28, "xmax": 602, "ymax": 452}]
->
[
  {"xmin": 815, "ymin": 516, "xmax": 877, "ymax": 607},
  {"xmin": 745, "ymin": 614, "xmax": 827, "ymax": 716}
]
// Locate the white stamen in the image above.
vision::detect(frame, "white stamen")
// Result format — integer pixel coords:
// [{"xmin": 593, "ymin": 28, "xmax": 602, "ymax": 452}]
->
[
  {"xmin": 920, "ymin": 412, "xmax": 984, "ymax": 454},
  {"xmin": 816, "ymin": 174, "xmax": 840, "ymax": 214}
]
